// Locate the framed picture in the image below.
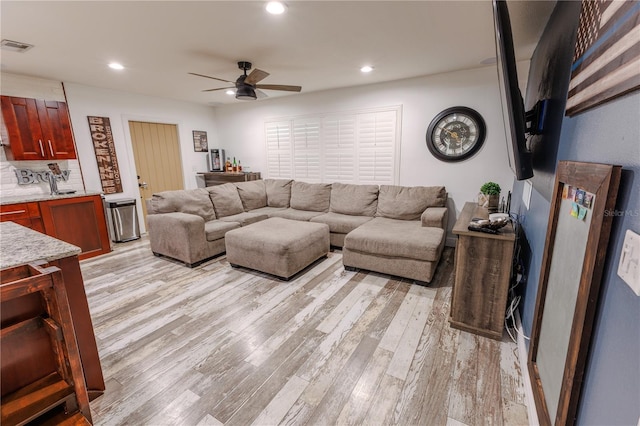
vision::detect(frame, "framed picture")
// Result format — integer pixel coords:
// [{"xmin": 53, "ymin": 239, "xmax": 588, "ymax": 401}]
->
[{"xmin": 192, "ymin": 130, "xmax": 208, "ymax": 152}]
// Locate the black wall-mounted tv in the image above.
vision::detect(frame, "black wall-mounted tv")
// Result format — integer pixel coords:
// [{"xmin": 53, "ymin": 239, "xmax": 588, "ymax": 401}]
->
[{"xmin": 492, "ymin": 0, "xmax": 534, "ymax": 181}]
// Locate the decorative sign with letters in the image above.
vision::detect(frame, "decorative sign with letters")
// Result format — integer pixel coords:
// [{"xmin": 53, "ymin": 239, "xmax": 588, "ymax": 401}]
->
[{"xmin": 87, "ymin": 116, "xmax": 123, "ymax": 194}]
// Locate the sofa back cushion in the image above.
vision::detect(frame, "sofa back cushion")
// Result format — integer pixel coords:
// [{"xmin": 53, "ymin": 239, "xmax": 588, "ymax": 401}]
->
[
  {"xmin": 149, "ymin": 188, "xmax": 216, "ymax": 221},
  {"xmin": 329, "ymin": 182, "xmax": 379, "ymax": 217},
  {"xmin": 264, "ymin": 179, "xmax": 293, "ymax": 208},
  {"xmin": 207, "ymin": 183, "xmax": 244, "ymax": 218},
  {"xmin": 236, "ymin": 180, "xmax": 267, "ymax": 211},
  {"xmin": 376, "ymin": 185, "xmax": 447, "ymax": 220},
  {"xmin": 290, "ymin": 181, "xmax": 332, "ymax": 212}
]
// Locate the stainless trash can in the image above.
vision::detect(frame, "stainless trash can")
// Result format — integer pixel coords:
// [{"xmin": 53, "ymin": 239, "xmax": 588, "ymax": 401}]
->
[{"xmin": 105, "ymin": 198, "xmax": 140, "ymax": 242}]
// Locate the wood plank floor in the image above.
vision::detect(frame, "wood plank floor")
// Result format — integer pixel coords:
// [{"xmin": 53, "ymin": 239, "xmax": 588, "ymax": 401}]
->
[{"xmin": 81, "ymin": 237, "xmax": 529, "ymax": 425}]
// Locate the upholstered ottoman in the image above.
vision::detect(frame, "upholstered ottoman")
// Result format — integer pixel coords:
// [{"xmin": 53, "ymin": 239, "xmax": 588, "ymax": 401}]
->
[{"xmin": 225, "ymin": 217, "xmax": 330, "ymax": 280}]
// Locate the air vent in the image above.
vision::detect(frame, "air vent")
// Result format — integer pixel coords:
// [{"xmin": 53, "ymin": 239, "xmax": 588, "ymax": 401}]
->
[{"xmin": 1, "ymin": 39, "xmax": 34, "ymax": 53}]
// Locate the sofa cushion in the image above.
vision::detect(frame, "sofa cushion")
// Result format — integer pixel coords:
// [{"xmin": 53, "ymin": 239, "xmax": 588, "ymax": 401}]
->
[
  {"xmin": 269, "ymin": 208, "xmax": 325, "ymax": 221},
  {"xmin": 248, "ymin": 206, "xmax": 288, "ymax": 216},
  {"xmin": 219, "ymin": 212, "xmax": 269, "ymax": 226},
  {"xmin": 265, "ymin": 179, "xmax": 293, "ymax": 208},
  {"xmin": 376, "ymin": 185, "xmax": 447, "ymax": 220},
  {"xmin": 344, "ymin": 217, "xmax": 444, "ymax": 262},
  {"xmin": 207, "ymin": 183, "xmax": 244, "ymax": 218},
  {"xmin": 290, "ymin": 181, "xmax": 332, "ymax": 212},
  {"xmin": 204, "ymin": 220, "xmax": 240, "ymax": 241},
  {"xmin": 236, "ymin": 180, "xmax": 267, "ymax": 211},
  {"xmin": 310, "ymin": 212, "xmax": 374, "ymax": 234},
  {"xmin": 149, "ymin": 188, "xmax": 216, "ymax": 221},
  {"xmin": 329, "ymin": 182, "xmax": 379, "ymax": 217}
]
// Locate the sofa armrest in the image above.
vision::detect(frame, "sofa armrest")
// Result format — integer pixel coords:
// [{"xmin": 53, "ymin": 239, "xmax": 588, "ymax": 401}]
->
[
  {"xmin": 421, "ymin": 206, "xmax": 448, "ymax": 229},
  {"xmin": 147, "ymin": 212, "xmax": 207, "ymax": 265}
]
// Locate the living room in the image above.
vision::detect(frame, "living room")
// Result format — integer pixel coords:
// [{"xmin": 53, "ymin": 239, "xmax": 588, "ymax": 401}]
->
[{"xmin": 1, "ymin": 1, "xmax": 638, "ymax": 425}]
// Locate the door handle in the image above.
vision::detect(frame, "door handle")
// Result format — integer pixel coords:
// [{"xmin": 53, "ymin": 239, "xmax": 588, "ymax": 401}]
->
[
  {"xmin": 39, "ymin": 140, "xmax": 45, "ymax": 157},
  {"xmin": 48, "ymin": 140, "xmax": 54, "ymax": 157},
  {"xmin": 139, "ymin": 182, "xmax": 148, "ymax": 189}
]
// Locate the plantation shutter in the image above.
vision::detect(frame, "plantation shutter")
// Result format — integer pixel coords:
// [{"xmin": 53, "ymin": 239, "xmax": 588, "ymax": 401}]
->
[
  {"xmin": 357, "ymin": 110, "xmax": 397, "ymax": 185},
  {"xmin": 293, "ymin": 118, "xmax": 321, "ymax": 181},
  {"xmin": 265, "ymin": 121, "xmax": 292, "ymax": 178},
  {"xmin": 322, "ymin": 114, "xmax": 357, "ymax": 182},
  {"xmin": 265, "ymin": 106, "xmax": 400, "ymax": 184}
]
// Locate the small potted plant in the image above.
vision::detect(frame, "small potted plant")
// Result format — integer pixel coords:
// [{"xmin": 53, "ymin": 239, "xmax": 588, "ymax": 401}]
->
[{"xmin": 479, "ymin": 182, "xmax": 501, "ymax": 211}]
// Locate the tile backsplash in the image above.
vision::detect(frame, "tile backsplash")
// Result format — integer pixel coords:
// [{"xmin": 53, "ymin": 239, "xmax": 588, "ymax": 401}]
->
[{"xmin": 0, "ymin": 152, "xmax": 85, "ymax": 198}]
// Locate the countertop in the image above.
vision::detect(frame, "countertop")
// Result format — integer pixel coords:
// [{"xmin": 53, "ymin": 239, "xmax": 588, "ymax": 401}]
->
[
  {"xmin": 0, "ymin": 190, "xmax": 103, "ymax": 206},
  {"xmin": 0, "ymin": 221, "xmax": 81, "ymax": 270},
  {"xmin": 452, "ymin": 202, "xmax": 515, "ymax": 241}
]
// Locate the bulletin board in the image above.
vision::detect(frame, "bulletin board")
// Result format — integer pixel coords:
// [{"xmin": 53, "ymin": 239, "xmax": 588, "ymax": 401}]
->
[{"xmin": 528, "ymin": 161, "xmax": 621, "ymax": 425}]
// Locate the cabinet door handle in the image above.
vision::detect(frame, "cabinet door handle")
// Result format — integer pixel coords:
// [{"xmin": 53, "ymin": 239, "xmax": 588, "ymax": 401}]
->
[
  {"xmin": 39, "ymin": 140, "xmax": 45, "ymax": 157},
  {"xmin": 0, "ymin": 210, "xmax": 27, "ymax": 216},
  {"xmin": 48, "ymin": 140, "xmax": 54, "ymax": 157}
]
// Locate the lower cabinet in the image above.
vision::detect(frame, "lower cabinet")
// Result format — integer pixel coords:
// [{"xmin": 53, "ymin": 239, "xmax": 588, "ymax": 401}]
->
[
  {"xmin": 40, "ymin": 195, "xmax": 111, "ymax": 260},
  {"xmin": 1, "ymin": 195, "xmax": 111, "ymax": 260}
]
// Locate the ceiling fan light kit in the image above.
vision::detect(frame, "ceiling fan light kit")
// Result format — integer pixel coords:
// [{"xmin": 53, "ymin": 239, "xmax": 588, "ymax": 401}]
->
[{"xmin": 190, "ymin": 60, "xmax": 301, "ymax": 101}]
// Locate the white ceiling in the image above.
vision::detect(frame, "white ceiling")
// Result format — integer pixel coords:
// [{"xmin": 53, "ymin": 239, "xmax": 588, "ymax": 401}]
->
[{"xmin": 0, "ymin": 1, "xmax": 555, "ymax": 106}]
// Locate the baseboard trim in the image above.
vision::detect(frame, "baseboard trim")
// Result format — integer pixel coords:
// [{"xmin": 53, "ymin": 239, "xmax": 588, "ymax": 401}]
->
[{"xmin": 515, "ymin": 309, "xmax": 539, "ymax": 426}]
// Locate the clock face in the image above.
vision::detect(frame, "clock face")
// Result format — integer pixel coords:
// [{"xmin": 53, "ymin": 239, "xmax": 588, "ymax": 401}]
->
[{"xmin": 426, "ymin": 107, "xmax": 486, "ymax": 162}]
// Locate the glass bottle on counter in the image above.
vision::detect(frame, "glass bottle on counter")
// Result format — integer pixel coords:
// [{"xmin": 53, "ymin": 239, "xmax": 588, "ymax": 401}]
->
[
  {"xmin": 232, "ymin": 157, "xmax": 237, "ymax": 172},
  {"xmin": 238, "ymin": 160, "xmax": 242, "ymax": 172}
]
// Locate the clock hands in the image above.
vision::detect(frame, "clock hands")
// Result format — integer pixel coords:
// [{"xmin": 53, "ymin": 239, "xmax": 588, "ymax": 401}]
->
[{"xmin": 442, "ymin": 127, "xmax": 462, "ymax": 143}]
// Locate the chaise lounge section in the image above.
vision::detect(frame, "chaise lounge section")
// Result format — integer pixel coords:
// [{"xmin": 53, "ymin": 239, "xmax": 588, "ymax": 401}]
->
[{"xmin": 147, "ymin": 179, "xmax": 448, "ymax": 282}]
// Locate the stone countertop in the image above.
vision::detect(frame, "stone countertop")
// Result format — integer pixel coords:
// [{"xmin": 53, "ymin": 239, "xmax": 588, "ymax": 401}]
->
[
  {"xmin": 0, "ymin": 190, "xmax": 103, "ymax": 206},
  {"xmin": 0, "ymin": 221, "xmax": 81, "ymax": 270}
]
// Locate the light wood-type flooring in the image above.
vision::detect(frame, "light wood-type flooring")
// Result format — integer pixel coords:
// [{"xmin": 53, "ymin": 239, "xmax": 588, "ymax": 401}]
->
[{"xmin": 81, "ymin": 237, "xmax": 529, "ymax": 426}]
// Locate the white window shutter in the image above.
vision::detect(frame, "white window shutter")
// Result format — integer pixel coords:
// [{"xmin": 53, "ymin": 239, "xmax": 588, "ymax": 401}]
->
[
  {"xmin": 265, "ymin": 121, "xmax": 293, "ymax": 178},
  {"xmin": 323, "ymin": 115, "xmax": 357, "ymax": 183},
  {"xmin": 293, "ymin": 118, "xmax": 321, "ymax": 181},
  {"xmin": 357, "ymin": 110, "xmax": 397, "ymax": 185},
  {"xmin": 265, "ymin": 106, "xmax": 400, "ymax": 185}
]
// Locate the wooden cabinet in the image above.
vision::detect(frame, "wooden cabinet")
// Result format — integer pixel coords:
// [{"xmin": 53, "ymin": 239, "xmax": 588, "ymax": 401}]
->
[
  {"xmin": 198, "ymin": 171, "xmax": 261, "ymax": 187},
  {"xmin": 1, "ymin": 96, "xmax": 76, "ymax": 160},
  {"xmin": 450, "ymin": 202, "xmax": 515, "ymax": 340},
  {"xmin": 40, "ymin": 195, "xmax": 111, "ymax": 261},
  {"xmin": 0, "ymin": 202, "xmax": 44, "ymax": 233}
]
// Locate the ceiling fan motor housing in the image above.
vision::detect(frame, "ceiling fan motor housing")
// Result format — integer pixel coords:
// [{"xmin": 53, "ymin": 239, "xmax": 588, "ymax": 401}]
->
[{"xmin": 238, "ymin": 61, "xmax": 252, "ymax": 72}]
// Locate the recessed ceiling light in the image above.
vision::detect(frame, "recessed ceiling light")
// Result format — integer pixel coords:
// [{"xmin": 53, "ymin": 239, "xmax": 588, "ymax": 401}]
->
[
  {"xmin": 108, "ymin": 62, "xmax": 124, "ymax": 70},
  {"xmin": 225, "ymin": 89, "xmax": 235, "ymax": 95},
  {"xmin": 360, "ymin": 65, "xmax": 374, "ymax": 73},
  {"xmin": 266, "ymin": 1, "xmax": 287, "ymax": 15}
]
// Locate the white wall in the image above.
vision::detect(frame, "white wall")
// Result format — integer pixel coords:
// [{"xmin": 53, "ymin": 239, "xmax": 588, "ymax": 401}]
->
[
  {"xmin": 63, "ymin": 83, "xmax": 218, "ymax": 232},
  {"xmin": 213, "ymin": 64, "xmax": 527, "ymax": 243}
]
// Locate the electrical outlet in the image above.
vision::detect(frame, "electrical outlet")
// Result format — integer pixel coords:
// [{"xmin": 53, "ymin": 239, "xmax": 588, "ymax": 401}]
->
[{"xmin": 617, "ymin": 230, "xmax": 640, "ymax": 296}]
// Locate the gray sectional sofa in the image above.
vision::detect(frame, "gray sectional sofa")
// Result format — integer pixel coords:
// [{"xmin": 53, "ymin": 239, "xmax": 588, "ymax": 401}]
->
[{"xmin": 147, "ymin": 179, "xmax": 448, "ymax": 283}]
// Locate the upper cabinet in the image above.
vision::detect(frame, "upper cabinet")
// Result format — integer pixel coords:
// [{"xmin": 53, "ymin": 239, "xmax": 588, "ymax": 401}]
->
[{"xmin": 1, "ymin": 96, "xmax": 77, "ymax": 160}]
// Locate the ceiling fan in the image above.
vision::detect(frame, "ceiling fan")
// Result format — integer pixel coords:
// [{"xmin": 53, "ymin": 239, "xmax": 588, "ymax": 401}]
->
[{"xmin": 189, "ymin": 61, "xmax": 302, "ymax": 100}]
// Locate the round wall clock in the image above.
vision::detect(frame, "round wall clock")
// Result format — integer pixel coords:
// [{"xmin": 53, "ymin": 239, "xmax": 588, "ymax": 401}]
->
[{"xmin": 426, "ymin": 106, "xmax": 486, "ymax": 162}]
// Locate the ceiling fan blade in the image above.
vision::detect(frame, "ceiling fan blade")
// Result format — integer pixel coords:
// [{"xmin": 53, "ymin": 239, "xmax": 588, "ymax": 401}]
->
[
  {"xmin": 202, "ymin": 86, "xmax": 234, "ymax": 92},
  {"xmin": 255, "ymin": 89, "xmax": 269, "ymax": 99},
  {"xmin": 255, "ymin": 84, "xmax": 302, "ymax": 92},
  {"xmin": 189, "ymin": 72, "xmax": 234, "ymax": 84},
  {"xmin": 245, "ymin": 69, "xmax": 270, "ymax": 85}
]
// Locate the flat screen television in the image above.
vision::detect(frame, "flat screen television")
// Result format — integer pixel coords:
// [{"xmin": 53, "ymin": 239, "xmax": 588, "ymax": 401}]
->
[{"xmin": 492, "ymin": 0, "xmax": 534, "ymax": 180}]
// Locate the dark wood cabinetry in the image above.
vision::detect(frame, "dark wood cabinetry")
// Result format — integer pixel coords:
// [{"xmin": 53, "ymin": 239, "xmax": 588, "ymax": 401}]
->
[
  {"xmin": 1, "ymin": 96, "xmax": 77, "ymax": 160},
  {"xmin": 40, "ymin": 195, "xmax": 111, "ymax": 261},
  {"xmin": 1, "ymin": 195, "xmax": 111, "ymax": 261},
  {"xmin": 0, "ymin": 202, "xmax": 44, "ymax": 233},
  {"xmin": 450, "ymin": 202, "xmax": 515, "ymax": 340},
  {"xmin": 198, "ymin": 171, "xmax": 261, "ymax": 187}
]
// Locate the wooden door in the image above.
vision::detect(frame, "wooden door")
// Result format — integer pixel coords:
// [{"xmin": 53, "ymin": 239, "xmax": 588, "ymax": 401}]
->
[
  {"xmin": 0, "ymin": 96, "xmax": 45, "ymax": 160},
  {"xmin": 128, "ymin": 121, "xmax": 183, "ymax": 223}
]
